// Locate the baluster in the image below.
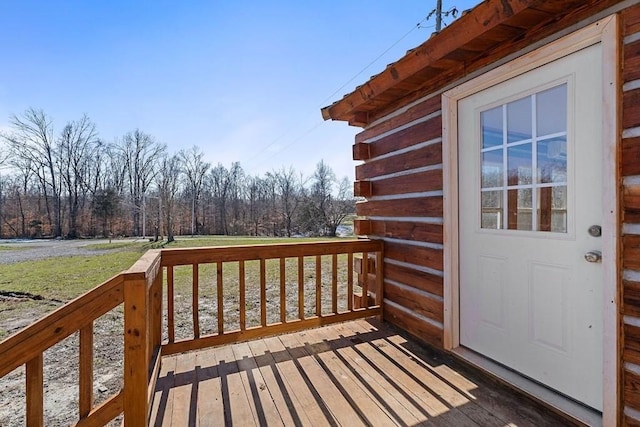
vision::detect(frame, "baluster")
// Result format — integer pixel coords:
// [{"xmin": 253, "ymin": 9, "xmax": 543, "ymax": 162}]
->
[
  {"xmin": 332, "ymin": 254, "xmax": 338, "ymax": 314},
  {"xmin": 79, "ymin": 322, "xmax": 94, "ymax": 419},
  {"xmin": 260, "ymin": 259, "xmax": 267, "ymax": 327},
  {"xmin": 362, "ymin": 251, "xmax": 369, "ymax": 309},
  {"xmin": 315, "ymin": 255, "xmax": 322, "ymax": 317},
  {"xmin": 217, "ymin": 263, "xmax": 224, "ymax": 334},
  {"xmin": 167, "ymin": 266, "xmax": 175, "ymax": 343},
  {"xmin": 375, "ymin": 250, "xmax": 384, "ymax": 312},
  {"xmin": 297, "ymin": 256, "xmax": 304, "ymax": 320},
  {"xmin": 347, "ymin": 252, "xmax": 354, "ymax": 311},
  {"xmin": 280, "ymin": 258, "xmax": 286, "ymax": 323},
  {"xmin": 239, "ymin": 260, "xmax": 246, "ymax": 331},
  {"xmin": 193, "ymin": 264, "xmax": 200, "ymax": 339},
  {"xmin": 26, "ymin": 353, "xmax": 43, "ymax": 427}
]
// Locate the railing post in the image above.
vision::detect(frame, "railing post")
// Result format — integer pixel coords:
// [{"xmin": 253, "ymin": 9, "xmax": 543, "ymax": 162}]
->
[
  {"xmin": 123, "ymin": 271, "xmax": 149, "ymax": 426},
  {"xmin": 375, "ymin": 243, "xmax": 384, "ymax": 320}
]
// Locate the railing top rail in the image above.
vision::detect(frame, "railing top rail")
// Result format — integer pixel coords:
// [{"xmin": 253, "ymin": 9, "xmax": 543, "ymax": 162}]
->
[
  {"xmin": 122, "ymin": 249, "xmax": 162, "ymax": 286},
  {"xmin": 0, "ymin": 275, "xmax": 124, "ymax": 378},
  {"xmin": 159, "ymin": 239, "xmax": 383, "ymax": 267}
]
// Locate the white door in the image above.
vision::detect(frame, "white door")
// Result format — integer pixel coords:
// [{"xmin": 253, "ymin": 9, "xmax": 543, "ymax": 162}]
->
[{"xmin": 458, "ymin": 44, "xmax": 603, "ymax": 410}]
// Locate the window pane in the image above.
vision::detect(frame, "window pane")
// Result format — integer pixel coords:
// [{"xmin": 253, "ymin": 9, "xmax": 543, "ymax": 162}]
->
[
  {"xmin": 537, "ymin": 186, "xmax": 567, "ymax": 233},
  {"xmin": 537, "ymin": 137, "xmax": 567, "ymax": 184},
  {"xmin": 507, "ymin": 143, "xmax": 532, "ymax": 186},
  {"xmin": 481, "ymin": 190, "xmax": 503, "ymax": 229},
  {"xmin": 481, "ymin": 106, "xmax": 503, "ymax": 148},
  {"xmin": 507, "ymin": 188, "xmax": 532, "ymax": 230},
  {"xmin": 507, "ymin": 97, "xmax": 532, "ymax": 143},
  {"xmin": 537, "ymin": 84, "xmax": 567, "ymax": 136},
  {"xmin": 482, "ymin": 149, "xmax": 503, "ymax": 188}
]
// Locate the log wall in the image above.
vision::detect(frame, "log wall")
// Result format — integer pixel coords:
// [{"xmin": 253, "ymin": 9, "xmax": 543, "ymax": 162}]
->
[
  {"xmin": 621, "ymin": 4, "xmax": 640, "ymax": 425},
  {"xmin": 353, "ymin": 95, "xmax": 445, "ymax": 347}
]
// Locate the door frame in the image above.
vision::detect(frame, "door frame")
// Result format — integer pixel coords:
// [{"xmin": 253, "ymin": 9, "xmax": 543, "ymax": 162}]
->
[{"xmin": 441, "ymin": 15, "xmax": 619, "ymax": 424}]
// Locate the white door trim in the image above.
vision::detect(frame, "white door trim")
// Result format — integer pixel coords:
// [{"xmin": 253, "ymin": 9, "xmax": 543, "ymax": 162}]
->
[{"xmin": 442, "ymin": 15, "xmax": 619, "ymax": 425}]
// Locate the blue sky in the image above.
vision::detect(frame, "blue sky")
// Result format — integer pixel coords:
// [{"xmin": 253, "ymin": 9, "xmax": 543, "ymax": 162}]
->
[{"xmin": 0, "ymin": 0, "xmax": 478, "ymax": 181}]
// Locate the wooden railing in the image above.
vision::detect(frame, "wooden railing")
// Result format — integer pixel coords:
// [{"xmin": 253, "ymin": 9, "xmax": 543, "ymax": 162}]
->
[
  {"xmin": 0, "ymin": 239, "xmax": 384, "ymax": 426},
  {"xmin": 0, "ymin": 275, "xmax": 127, "ymax": 426},
  {"xmin": 160, "ymin": 239, "xmax": 384, "ymax": 355},
  {"xmin": 0, "ymin": 249, "xmax": 163, "ymax": 427}
]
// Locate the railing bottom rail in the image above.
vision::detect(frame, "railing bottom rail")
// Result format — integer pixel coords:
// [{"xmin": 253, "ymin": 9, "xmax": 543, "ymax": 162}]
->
[{"xmin": 162, "ymin": 307, "xmax": 382, "ymax": 356}]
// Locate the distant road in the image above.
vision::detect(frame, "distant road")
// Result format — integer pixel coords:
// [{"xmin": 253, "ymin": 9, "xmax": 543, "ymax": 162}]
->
[{"xmin": 0, "ymin": 238, "xmax": 143, "ymax": 265}]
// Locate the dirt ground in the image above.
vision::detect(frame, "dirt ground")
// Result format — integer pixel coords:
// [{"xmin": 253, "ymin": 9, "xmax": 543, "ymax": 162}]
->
[{"xmin": 0, "ymin": 242, "xmax": 351, "ymax": 426}]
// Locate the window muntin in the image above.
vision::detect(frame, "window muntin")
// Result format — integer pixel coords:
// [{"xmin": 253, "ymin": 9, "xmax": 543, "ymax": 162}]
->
[{"xmin": 480, "ymin": 83, "xmax": 567, "ymax": 233}]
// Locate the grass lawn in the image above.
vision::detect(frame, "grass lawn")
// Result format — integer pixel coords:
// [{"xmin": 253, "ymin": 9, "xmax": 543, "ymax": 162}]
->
[{"xmin": 0, "ymin": 235, "xmax": 355, "ymax": 338}]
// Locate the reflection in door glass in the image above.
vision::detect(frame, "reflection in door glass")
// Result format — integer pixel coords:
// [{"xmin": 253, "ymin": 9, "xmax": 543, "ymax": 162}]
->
[
  {"xmin": 481, "ymin": 106, "xmax": 503, "ymax": 148},
  {"xmin": 481, "ymin": 191, "xmax": 503, "ymax": 229},
  {"xmin": 479, "ymin": 83, "xmax": 567, "ymax": 232},
  {"xmin": 507, "ymin": 97, "xmax": 532, "ymax": 143},
  {"xmin": 508, "ymin": 188, "xmax": 532, "ymax": 230},
  {"xmin": 481, "ymin": 150, "xmax": 503, "ymax": 188},
  {"xmin": 537, "ymin": 186, "xmax": 567, "ymax": 232},
  {"xmin": 507, "ymin": 144, "xmax": 532, "ymax": 186},
  {"xmin": 537, "ymin": 85, "xmax": 567, "ymax": 136},
  {"xmin": 537, "ymin": 137, "xmax": 567, "ymax": 184}
]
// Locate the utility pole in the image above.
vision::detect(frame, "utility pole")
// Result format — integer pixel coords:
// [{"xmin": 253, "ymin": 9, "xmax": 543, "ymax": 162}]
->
[{"xmin": 428, "ymin": 0, "xmax": 457, "ymax": 32}]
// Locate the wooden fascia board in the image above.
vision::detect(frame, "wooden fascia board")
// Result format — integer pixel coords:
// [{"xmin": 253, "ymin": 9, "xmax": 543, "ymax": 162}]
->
[{"xmin": 321, "ymin": 0, "xmax": 545, "ymax": 122}]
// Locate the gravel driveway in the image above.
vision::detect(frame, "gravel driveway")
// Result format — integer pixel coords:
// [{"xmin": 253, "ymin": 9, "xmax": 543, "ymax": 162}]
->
[{"xmin": 0, "ymin": 238, "xmax": 143, "ymax": 264}]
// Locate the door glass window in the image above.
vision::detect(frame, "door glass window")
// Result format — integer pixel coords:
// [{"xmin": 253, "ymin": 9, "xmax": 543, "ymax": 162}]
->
[{"xmin": 480, "ymin": 83, "xmax": 567, "ymax": 232}]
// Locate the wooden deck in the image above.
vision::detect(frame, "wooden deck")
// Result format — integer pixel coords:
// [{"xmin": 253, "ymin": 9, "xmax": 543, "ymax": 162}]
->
[{"xmin": 150, "ymin": 318, "xmax": 576, "ymax": 426}]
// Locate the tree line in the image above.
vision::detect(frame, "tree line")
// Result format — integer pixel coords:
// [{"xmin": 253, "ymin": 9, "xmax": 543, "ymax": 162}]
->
[{"xmin": 0, "ymin": 108, "xmax": 354, "ymax": 241}]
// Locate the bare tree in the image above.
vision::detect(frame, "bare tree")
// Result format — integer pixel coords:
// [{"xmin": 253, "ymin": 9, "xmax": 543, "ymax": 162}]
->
[
  {"xmin": 263, "ymin": 172, "xmax": 279, "ymax": 236},
  {"xmin": 0, "ymin": 145, "xmax": 9, "ymax": 165},
  {"xmin": 0, "ymin": 147, "xmax": 8, "ymax": 236},
  {"xmin": 2, "ymin": 108, "xmax": 62, "ymax": 237},
  {"xmin": 0, "ymin": 119, "xmax": 359, "ymax": 238},
  {"xmin": 300, "ymin": 160, "xmax": 352, "ymax": 237},
  {"xmin": 105, "ymin": 141, "xmax": 127, "ymax": 196},
  {"xmin": 228, "ymin": 162, "xmax": 244, "ymax": 234},
  {"xmin": 58, "ymin": 114, "xmax": 99, "ymax": 237},
  {"xmin": 157, "ymin": 154, "xmax": 182, "ymax": 242},
  {"xmin": 179, "ymin": 146, "xmax": 209, "ymax": 236},
  {"xmin": 246, "ymin": 175, "xmax": 269, "ymax": 236},
  {"xmin": 208, "ymin": 162, "xmax": 243, "ymax": 235},
  {"xmin": 117, "ymin": 129, "xmax": 166, "ymax": 236},
  {"xmin": 0, "ymin": 174, "xmax": 5, "ymax": 238},
  {"xmin": 273, "ymin": 167, "xmax": 303, "ymax": 237},
  {"xmin": 7, "ymin": 159, "xmax": 34, "ymax": 237}
]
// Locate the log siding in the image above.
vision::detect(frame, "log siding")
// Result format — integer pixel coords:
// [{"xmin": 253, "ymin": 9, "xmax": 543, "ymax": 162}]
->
[
  {"xmin": 623, "ymin": 5, "xmax": 640, "ymax": 424},
  {"xmin": 353, "ymin": 98, "xmax": 446, "ymax": 347}
]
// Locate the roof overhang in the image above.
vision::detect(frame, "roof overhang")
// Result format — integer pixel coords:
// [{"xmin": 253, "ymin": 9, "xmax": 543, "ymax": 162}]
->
[{"xmin": 321, "ymin": 0, "xmax": 623, "ymax": 127}]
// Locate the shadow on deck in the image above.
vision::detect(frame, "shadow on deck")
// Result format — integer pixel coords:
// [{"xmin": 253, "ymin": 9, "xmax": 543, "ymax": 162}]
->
[{"xmin": 151, "ymin": 318, "xmax": 575, "ymax": 426}]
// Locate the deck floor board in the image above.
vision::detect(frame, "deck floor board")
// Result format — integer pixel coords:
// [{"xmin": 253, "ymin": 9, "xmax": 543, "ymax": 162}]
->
[
  {"xmin": 195, "ymin": 347, "xmax": 224, "ymax": 426},
  {"xmin": 310, "ymin": 324, "xmax": 427, "ymax": 425},
  {"xmin": 151, "ymin": 318, "xmax": 579, "ymax": 426}
]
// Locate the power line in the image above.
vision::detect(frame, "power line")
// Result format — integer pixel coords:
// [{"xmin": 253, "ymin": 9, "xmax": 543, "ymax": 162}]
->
[
  {"xmin": 320, "ymin": 16, "xmax": 432, "ymax": 107},
  {"xmin": 244, "ymin": 15, "xmax": 435, "ymax": 171}
]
